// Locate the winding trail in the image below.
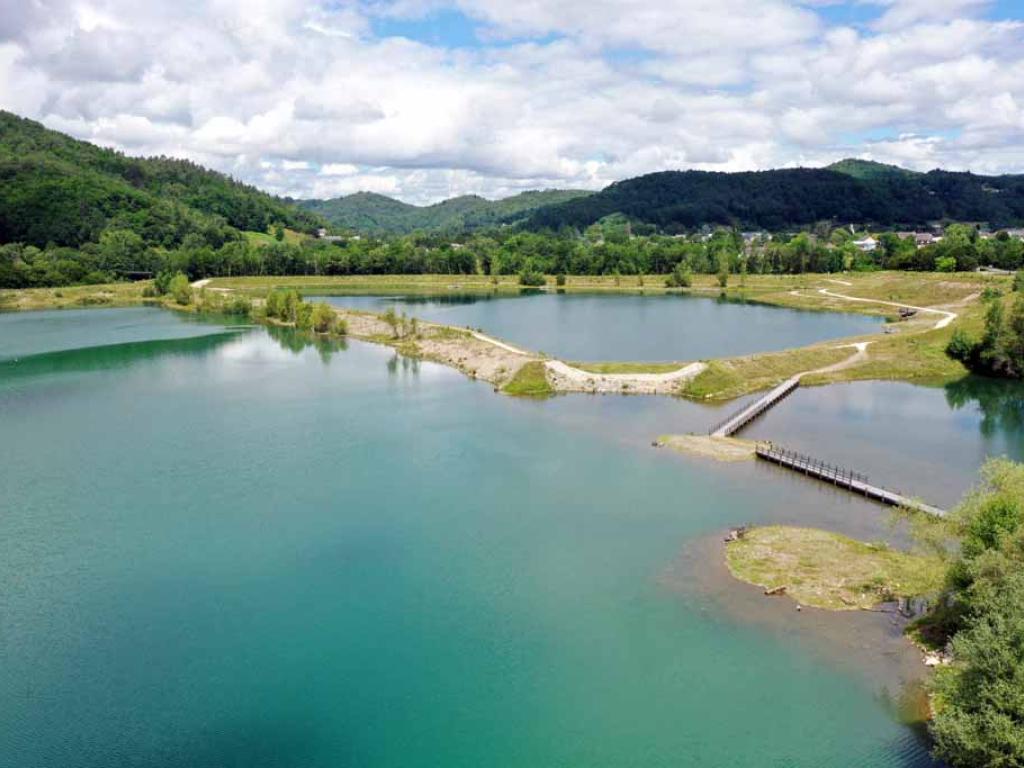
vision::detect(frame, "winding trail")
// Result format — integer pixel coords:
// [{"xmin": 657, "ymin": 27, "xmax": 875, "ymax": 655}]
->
[
  {"xmin": 816, "ymin": 288, "xmax": 958, "ymax": 330},
  {"xmin": 808, "ymin": 341, "xmax": 872, "ymax": 376}
]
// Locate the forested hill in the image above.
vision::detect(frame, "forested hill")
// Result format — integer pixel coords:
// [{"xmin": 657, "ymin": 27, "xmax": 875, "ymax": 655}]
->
[
  {"xmin": 297, "ymin": 189, "xmax": 591, "ymax": 234},
  {"xmin": 0, "ymin": 111, "xmax": 322, "ymax": 249},
  {"xmin": 523, "ymin": 162, "xmax": 1024, "ymax": 231}
]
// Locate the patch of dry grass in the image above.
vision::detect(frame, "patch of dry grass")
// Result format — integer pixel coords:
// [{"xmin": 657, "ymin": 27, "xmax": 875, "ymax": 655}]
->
[{"xmin": 725, "ymin": 525, "xmax": 944, "ymax": 611}]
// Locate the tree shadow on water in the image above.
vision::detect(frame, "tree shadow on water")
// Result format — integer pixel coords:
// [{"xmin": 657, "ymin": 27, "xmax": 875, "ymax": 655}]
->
[
  {"xmin": 945, "ymin": 374, "xmax": 1024, "ymax": 439},
  {"xmin": 265, "ymin": 325, "xmax": 348, "ymax": 365}
]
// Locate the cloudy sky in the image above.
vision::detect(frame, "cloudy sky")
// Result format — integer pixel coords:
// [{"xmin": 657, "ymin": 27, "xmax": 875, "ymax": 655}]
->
[{"xmin": 2, "ymin": 0, "xmax": 1023, "ymax": 203}]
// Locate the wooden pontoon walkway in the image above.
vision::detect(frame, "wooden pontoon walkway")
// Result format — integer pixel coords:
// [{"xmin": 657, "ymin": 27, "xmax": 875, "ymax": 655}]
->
[{"xmin": 755, "ymin": 443, "xmax": 946, "ymax": 517}]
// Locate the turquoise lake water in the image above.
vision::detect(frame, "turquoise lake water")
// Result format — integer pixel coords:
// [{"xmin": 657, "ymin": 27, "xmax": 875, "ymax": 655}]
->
[
  {"xmin": 2, "ymin": 305, "xmax": 1004, "ymax": 767},
  {"xmin": 314, "ymin": 292, "xmax": 883, "ymax": 361}
]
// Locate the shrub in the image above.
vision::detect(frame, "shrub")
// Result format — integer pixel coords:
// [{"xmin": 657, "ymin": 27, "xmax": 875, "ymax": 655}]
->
[
  {"xmin": 153, "ymin": 269, "xmax": 175, "ymax": 296},
  {"xmin": 295, "ymin": 301, "xmax": 314, "ymax": 331},
  {"xmin": 519, "ymin": 270, "xmax": 545, "ymax": 287},
  {"xmin": 225, "ymin": 295, "xmax": 252, "ymax": 317},
  {"xmin": 946, "ymin": 328, "xmax": 978, "ymax": 365},
  {"xmin": 665, "ymin": 262, "xmax": 692, "ymax": 288},
  {"xmin": 311, "ymin": 302, "xmax": 338, "ymax": 333},
  {"xmin": 168, "ymin": 272, "xmax": 192, "ymax": 305},
  {"xmin": 936, "ymin": 256, "xmax": 957, "ymax": 273},
  {"xmin": 555, "ymin": 273, "xmax": 567, "ymax": 287}
]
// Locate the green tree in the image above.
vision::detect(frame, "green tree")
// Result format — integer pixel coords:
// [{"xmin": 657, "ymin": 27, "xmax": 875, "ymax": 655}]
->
[
  {"xmin": 295, "ymin": 301, "xmax": 314, "ymax": 331},
  {"xmin": 168, "ymin": 272, "xmax": 192, "ymax": 305},
  {"xmin": 925, "ymin": 459, "xmax": 1024, "ymax": 768},
  {"xmin": 311, "ymin": 302, "xmax": 338, "ymax": 333},
  {"xmin": 665, "ymin": 261, "xmax": 692, "ymax": 288}
]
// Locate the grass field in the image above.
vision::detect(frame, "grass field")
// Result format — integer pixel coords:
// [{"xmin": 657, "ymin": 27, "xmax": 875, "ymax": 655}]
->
[
  {"xmin": 0, "ymin": 282, "xmax": 151, "ymax": 311},
  {"xmin": 242, "ymin": 228, "xmax": 308, "ymax": 247},
  {"xmin": 502, "ymin": 360, "xmax": 554, "ymax": 397},
  {"xmin": 725, "ymin": 525, "xmax": 945, "ymax": 611}
]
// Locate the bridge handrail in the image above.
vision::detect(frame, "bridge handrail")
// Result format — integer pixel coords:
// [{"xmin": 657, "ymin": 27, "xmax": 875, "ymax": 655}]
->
[
  {"xmin": 707, "ymin": 377, "xmax": 800, "ymax": 436},
  {"xmin": 756, "ymin": 442, "xmax": 869, "ymax": 484}
]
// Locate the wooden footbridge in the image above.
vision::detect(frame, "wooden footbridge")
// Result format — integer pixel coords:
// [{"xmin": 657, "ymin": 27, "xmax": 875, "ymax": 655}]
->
[
  {"xmin": 755, "ymin": 443, "xmax": 946, "ymax": 517},
  {"xmin": 704, "ymin": 376, "xmax": 947, "ymax": 517},
  {"xmin": 708, "ymin": 376, "xmax": 801, "ymax": 437}
]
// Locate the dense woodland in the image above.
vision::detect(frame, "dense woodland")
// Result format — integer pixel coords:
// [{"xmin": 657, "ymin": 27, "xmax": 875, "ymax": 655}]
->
[{"xmin": 524, "ymin": 161, "xmax": 1024, "ymax": 231}]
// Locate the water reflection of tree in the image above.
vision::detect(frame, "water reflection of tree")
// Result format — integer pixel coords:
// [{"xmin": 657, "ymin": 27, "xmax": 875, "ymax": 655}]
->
[
  {"xmin": 265, "ymin": 325, "xmax": 347, "ymax": 364},
  {"xmin": 945, "ymin": 375, "xmax": 1024, "ymax": 437},
  {"xmin": 386, "ymin": 352, "xmax": 419, "ymax": 377}
]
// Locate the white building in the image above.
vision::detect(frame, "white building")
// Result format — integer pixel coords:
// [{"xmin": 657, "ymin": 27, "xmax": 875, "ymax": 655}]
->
[{"xmin": 852, "ymin": 237, "xmax": 878, "ymax": 252}]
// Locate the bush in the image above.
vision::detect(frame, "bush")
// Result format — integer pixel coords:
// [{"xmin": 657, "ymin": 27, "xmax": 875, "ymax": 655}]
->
[
  {"xmin": 225, "ymin": 295, "xmax": 252, "ymax": 316},
  {"xmin": 311, "ymin": 302, "xmax": 339, "ymax": 333},
  {"xmin": 665, "ymin": 262, "xmax": 692, "ymax": 288},
  {"xmin": 153, "ymin": 269, "xmax": 175, "ymax": 296},
  {"xmin": 519, "ymin": 270, "xmax": 545, "ymax": 287},
  {"xmin": 295, "ymin": 301, "xmax": 314, "ymax": 331},
  {"xmin": 265, "ymin": 288, "xmax": 301, "ymax": 321},
  {"xmin": 936, "ymin": 256, "xmax": 957, "ymax": 272},
  {"xmin": 946, "ymin": 328, "xmax": 978, "ymax": 365},
  {"xmin": 168, "ymin": 272, "xmax": 192, "ymax": 305},
  {"xmin": 555, "ymin": 273, "xmax": 567, "ymax": 287}
]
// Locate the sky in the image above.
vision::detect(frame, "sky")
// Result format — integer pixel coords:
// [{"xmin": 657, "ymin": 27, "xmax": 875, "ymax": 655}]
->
[{"xmin": 2, "ymin": 0, "xmax": 1024, "ymax": 204}]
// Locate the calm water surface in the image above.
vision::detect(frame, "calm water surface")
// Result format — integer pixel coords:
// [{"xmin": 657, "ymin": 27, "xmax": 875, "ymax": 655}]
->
[
  {"xmin": 743, "ymin": 378, "xmax": 1024, "ymax": 509},
  {"xmin": 0, "ymin": 308, "xmax": 974, "ymax": 767},
  {"xmin": 315, "ymin": 293, "xmax": 883, "ymax": 361}
]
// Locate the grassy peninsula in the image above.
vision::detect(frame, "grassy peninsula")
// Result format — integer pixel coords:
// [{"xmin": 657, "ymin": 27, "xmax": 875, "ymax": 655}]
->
[{"xmin": 725, "ymin": 526, "xmax": 943, "ymax": 610}]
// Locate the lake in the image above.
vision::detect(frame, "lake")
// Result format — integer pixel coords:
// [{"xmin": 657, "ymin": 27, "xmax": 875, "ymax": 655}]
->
[
  {"xmin": 314, "ymin": 292, "xmax": 883, "ymax": 361},
  {"xmin": 3, "ymin": 306, "xmax": 1008, "ymax": 767}
]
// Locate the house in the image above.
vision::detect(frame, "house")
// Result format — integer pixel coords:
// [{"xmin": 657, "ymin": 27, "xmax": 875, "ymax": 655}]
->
[
  {"xmin": 896, "ymin": 231, "xmax": 938, "ymax": 247},
  {"xmin": 852, "ymin": 236, "xmax": 878, "ymax": 252},
  {"xmin": 317, "ymin": 228, "xmax": 328, "ymax": 238}
]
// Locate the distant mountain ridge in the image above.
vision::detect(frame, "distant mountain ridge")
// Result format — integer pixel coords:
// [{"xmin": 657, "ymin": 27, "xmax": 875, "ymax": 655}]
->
[
  {"xmin": 523, "ymin": 161, "xmax": 1024, "ymax": 231},
  {"xmin": 297, "ymin": 189, "xmax": 592, "ymax": 234},
  {"xmin": 4, "ymin": 107, "xmax": 1024, "ymax": 245}
]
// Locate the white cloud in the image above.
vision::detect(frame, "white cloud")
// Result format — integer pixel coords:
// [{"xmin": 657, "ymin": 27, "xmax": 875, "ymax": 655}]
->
[{"xmin": 1, "ymin": 1, "xmax": 1023, "ymax": 203}]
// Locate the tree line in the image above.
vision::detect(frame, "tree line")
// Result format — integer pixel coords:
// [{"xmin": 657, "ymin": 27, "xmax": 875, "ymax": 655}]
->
[{"xmin": 4, "ymin": 218, "xmax": 1024, "ymax": 290}]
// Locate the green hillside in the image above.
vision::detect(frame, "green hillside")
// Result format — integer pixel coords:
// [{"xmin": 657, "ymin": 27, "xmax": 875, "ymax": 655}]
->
[
  {"xmin": 826, "ymin": 158, "xmax": 919, "ymax": 180},
  {"xmin": 524, "ymin": 161, "xmax": 1024, "ymax": 231},
  {"xmin": 0, "ymin": 111, "xmax": 322, "ymax": 249},
  {"xmin": 299, "ymin": 189, "xmax": 592, "ymax": 234}
]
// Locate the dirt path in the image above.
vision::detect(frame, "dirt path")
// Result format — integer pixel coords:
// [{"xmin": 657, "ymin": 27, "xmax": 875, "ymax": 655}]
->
[
  {"xmin": 469, "ymin": 331, "xmax": 531, "ymax": 356},
  {"xmin": 816, "ymin": 288, "xmax": 958, "ymax": 330},
  {"xmin": 805, "ymin": 341, "xmax": 871, "ymax": 376},
  {"xmin": 545, "ymin": 360, "xmax": 706, "ymax": 395}
]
